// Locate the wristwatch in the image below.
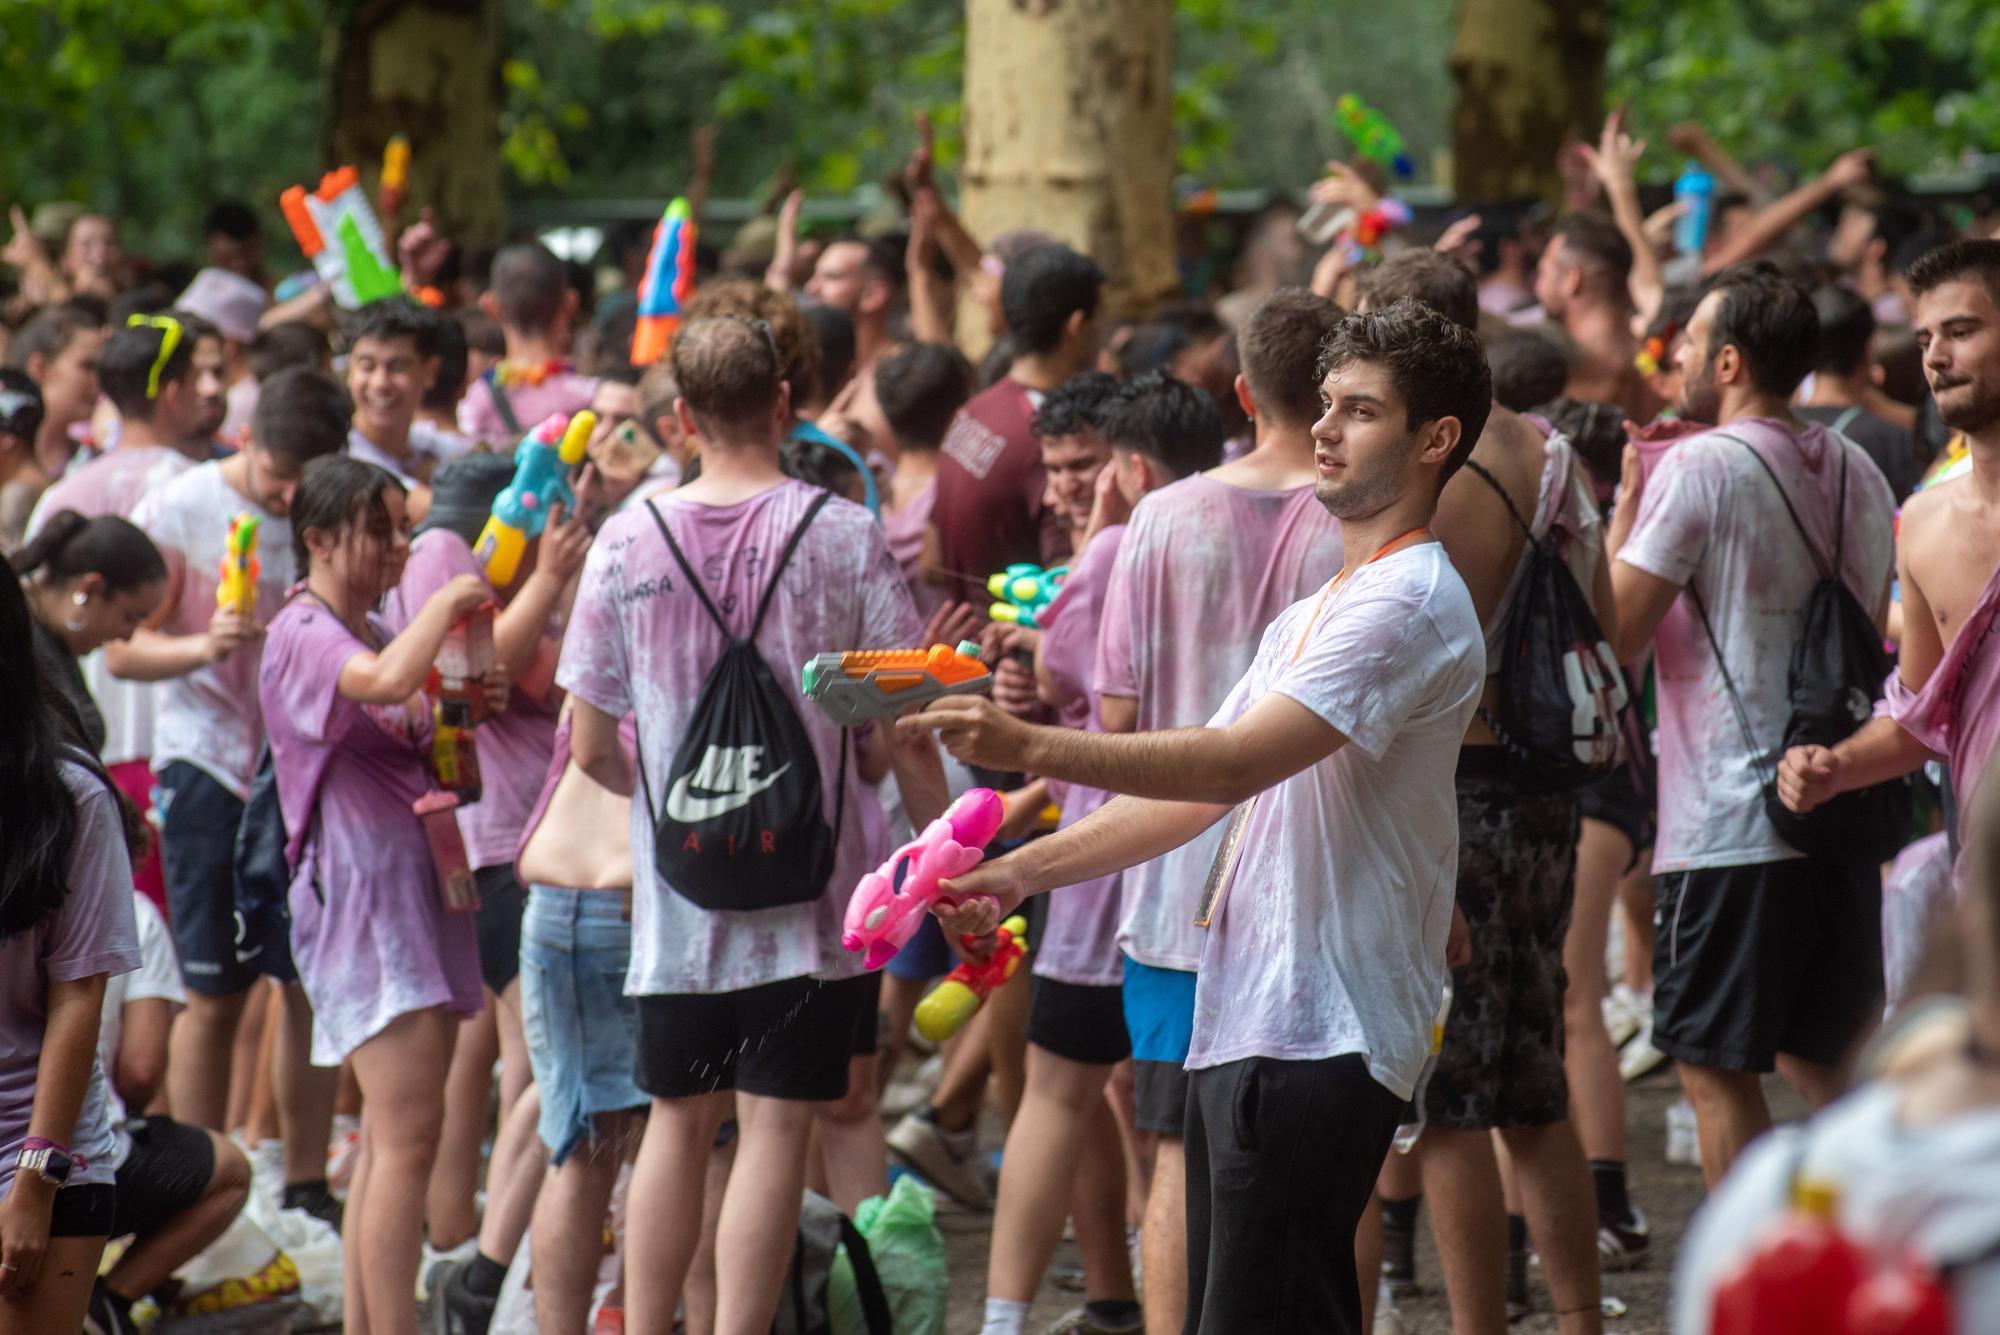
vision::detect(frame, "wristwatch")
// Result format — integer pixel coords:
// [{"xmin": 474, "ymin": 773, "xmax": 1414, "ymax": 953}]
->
[{"xmin": 17, "ymin": 1139, "xmax": 75, "ymax": 1186}]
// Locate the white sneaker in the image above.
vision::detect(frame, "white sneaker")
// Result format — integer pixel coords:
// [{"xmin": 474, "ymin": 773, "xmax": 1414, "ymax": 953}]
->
[
  {"xmin": 1620, "ymin": 1019, "xmax": 1668, "ymax": 1081},
  {"xmin": 1373, "ymin": 1276, "xmax": 1405, "ymax": 1335},
  {"xmin": 1603, "ymin": 985, "xmax": 1648, "ymax": 1049},
  {"xmin": 416, "ymin": 1234, "xmax": 479, "ymax": 1301},
  {"xmin": 886, "ymin": 1109, "xmax": 992, "ymax": 1210},
  {"xmin": 1665, "ymin": 1097, "xmax": 1700, "ymax": 1167}
]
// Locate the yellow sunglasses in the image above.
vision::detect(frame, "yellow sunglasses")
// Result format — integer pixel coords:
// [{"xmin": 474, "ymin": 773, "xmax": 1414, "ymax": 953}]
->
[{"xmin": 125, "ymin": 313, "xmax": 184, "ymax": 399}]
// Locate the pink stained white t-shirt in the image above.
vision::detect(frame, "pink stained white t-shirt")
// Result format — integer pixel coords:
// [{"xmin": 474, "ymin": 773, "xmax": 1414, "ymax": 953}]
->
[
  {"xmin": 385, "ymin": 529, "xmax": 562, "ymax": 871},
  {"xmin": 130, "ymin": 461, "xmax": 298, "ymax": 800},
  {"xmin": 1030, "ymin": 523, "xmax": 1126, "ymax": 988},
  {"xmin": 556, "ymin": 479, "xmax": 922, "ymax": 996},
  {"xmin": 1618, "ymin": 418, "xmax": 1895, "ymax": 873},
  {"xmin": 28, "ymin": 446, "xmax": 201, "ymax": 768},
  {"xmin": 260, "ymin": 596, "xmax": 483, "ymax": 1065},
  {"xmin": 457, "ymin": 367, "xmax": 600, "ymax": 446},
  {"xmin": 1884, "ymin": 536, "xmax": 2000, "ymax": 820},
  {"xmin": 0, "ymin": 760, "xmax": 140, "ymax": 1199},
  {"xmin": 1094, "ymin": 476, "xmax": 1342, "ymax": 971},
  {"xmin": 1187, "ymin": 543, "xmax": 1484, "ymax": 1095},
  {"xmin": 882, "ymin": 474, "xmax": 946, "ymax": 625}
]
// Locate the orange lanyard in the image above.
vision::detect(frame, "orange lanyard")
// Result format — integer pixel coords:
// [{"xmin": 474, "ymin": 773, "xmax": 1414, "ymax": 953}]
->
[{"xmin": 1289, "ymin": 526, "xmax": 1434, "ymax": 661}]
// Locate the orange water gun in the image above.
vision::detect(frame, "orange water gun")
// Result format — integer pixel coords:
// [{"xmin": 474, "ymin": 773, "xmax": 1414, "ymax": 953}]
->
[{"xmin": 801, "ymin": 641, "xmax": 992, "ymax": 726}]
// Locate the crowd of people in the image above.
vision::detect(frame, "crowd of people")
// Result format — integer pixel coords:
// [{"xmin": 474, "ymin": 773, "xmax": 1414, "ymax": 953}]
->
[{"xmin": 1, "ymin": 101, "xmax": 1999, "ymax": 1335}]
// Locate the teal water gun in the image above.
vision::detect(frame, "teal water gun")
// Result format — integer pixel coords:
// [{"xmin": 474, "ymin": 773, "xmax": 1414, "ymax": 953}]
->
[
  {"xmin": 987, "ymin": 563, "xmax": 1067, "ymax": 629},
  {"xmin": 1336, "ymin": 94, "xmax": 1414, "ymax": 179},
  {"xmin": 474, "ymin": 410, "xmax": 596, "ymax": 586}
]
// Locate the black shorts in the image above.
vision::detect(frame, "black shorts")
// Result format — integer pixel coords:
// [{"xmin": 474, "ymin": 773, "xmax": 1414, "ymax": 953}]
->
[
  {"xmin": 1575, "ymin": 764, "xmax": 1655, "ymax": 873},
  {"xmin": 474, "ymin": 863, "xmax": 529, "ymax": 993},
  {"xmin": 1184, "ymin": 1055, "xmax": 1405, "ymax": 1334},
  {"xmin": 1028, "ymin": 976, "xmax": 1131, "ymax": 1066},
  {"xmin": 1133, "ymin": 1059, "xmax": 1190, "ymax": 1137},
  {"xmin": 159, "ymin": 761, "xmax": 258, "ymax": 996},
  {"xmin": 48, "ymin": 1182, "xmax": 116, "ymax": 1237},
  {"xmin": 1426, "ymin": 762, "xmax": 1577, "ymax": 1130},
  {"xmin": 1653, "ymin": 857, "xmax": 1883, "ymax": 1073},
  {"xmin": 113, "ymin": 1116, "xmax": 216, "ymax": 1239},
  {"xmin": 851, "ymin": 969, "xmax": 883, "ymax": 1058},
  {"xmin": 635, "ymin": 973, "xmax": 873, "ymax": 1102}
]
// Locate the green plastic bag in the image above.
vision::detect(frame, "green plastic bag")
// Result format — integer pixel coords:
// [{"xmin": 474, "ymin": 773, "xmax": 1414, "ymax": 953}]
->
[{"xmin": 827, "ymin": 1177, "xmax": 947, "ymax": 1335}]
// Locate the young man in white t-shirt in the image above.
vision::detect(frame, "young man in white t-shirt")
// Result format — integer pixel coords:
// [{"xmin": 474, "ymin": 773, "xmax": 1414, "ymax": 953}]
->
[
  {"xmin": 1608, "ymin": 262, "xmax": 1896, "ymax": 1187},
  {"xmin": 912, "ymin": 299, "xmax": 1490, "ymax": 1335},
  {"xmin": 106, "ymin": 367, "xmax": 350, "ymax": 1221},
  {"xmin": 560, "ymin": 316, "xmax": 948, "ymax": 1334}
]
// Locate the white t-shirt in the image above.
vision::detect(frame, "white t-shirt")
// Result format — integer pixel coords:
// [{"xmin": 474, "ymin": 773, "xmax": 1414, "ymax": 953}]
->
[
  {"xmin": 1186, "ymin": 543, "xmax": 1484, "ymax": 1098},
  {"xmin": 129, "ymin": 462, "xmax": 295, "ymax": 800},
  {"xmin": 1675, "ymin": 1079, "xmax": 2000, "ymax": 1335},
  {"xmin": 95, "ymin": 894, "xmax": 185, "ymax": 1166},
  {"xmin": 1618, "ymin": 418, "xmax": 1894, "ymax": 873}
]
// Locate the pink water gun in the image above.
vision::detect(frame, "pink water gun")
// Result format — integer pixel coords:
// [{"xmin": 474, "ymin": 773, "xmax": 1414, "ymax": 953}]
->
[{"xmin": 842, "ymin": 788, "xmax": 1005, "ymax": 969}]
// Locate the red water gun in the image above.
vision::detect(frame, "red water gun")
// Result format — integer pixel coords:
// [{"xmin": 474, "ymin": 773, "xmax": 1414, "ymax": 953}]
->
[{"xmin": 913, "ymin": 915, "xmax": 1029, "ymax": 1042}]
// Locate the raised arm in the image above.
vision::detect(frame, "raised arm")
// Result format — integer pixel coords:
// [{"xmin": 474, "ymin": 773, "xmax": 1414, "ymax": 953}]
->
[
  {"xmin": 1579, "ymin": 109, "xmax": 1666, "ymax": 326},
  {"xmin": 1701, "ymin": 148, "xmax": 1874, "ymax": 275},
  {"xmin": 337, "ymin": 573, "xmax": 489, "ymax": 706}
]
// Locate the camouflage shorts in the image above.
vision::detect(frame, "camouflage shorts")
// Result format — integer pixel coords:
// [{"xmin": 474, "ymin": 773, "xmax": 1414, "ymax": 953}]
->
[{"xmin": 1424, "ymin": 765, "xmax": 1580, "ymax": 1131}]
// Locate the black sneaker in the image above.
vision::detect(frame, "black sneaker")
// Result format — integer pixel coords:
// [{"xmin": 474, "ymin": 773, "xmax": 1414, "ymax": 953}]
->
[
  {"xmin": 1597, "ymin": 1205, "xmax": 1651, "ymax": 1271},
  {"xmin": 82, "ymin": 1281, "xmax": 137, "ymax": 1335},
  {"xmin": 1381, "ymin": 1210, "xmax": 1419, "ymax": 1298},
  {"xmin": 282, "ymin": 1179, "xmax": 345, "ymax": 1233},
  {"xmin": 430, "ymin": 1256, "xmax": 497, "ymax": 1335},
  {"xmin": 1505, "ymin": 1243, "xmax": 1532, "ymax": 1322}
]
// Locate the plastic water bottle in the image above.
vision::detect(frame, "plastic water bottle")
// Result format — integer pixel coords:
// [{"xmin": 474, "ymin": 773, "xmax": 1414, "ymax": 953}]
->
[
  {"xmin": 1674, "ymin": 161, "xmax": 1716, "ymax": 258},
  {"xmin": 1392, "ymin": 985, "xmax": 1452, "ymax": 1154}
]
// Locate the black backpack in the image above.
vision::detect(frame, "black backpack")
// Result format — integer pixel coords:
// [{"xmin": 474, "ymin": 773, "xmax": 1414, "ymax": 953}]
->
[
  {"xmin": 637, "ymin": 492, "xmax": 847, "ymax": 911},
  {"xmin": 1686, "ymin": 436, "xmax": 1912, "ymax": 866},
  {"xmin": 1465, "ymin": 459, "xmax": 1628, "ymax": 789}
]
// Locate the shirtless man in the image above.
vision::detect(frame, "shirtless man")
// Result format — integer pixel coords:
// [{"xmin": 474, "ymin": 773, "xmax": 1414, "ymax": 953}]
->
[
  {"xmin": 1535, "ymin": 213, "xmax": 1663, "ymax": 423},
  {"xmin": 1780, "ymin": 239, "xmax": 2000, "ymax": 837}
]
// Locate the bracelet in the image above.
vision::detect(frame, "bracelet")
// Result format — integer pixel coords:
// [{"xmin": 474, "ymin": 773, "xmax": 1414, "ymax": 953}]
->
[{"xmin": 21, "ymin": 1137, "xmax": 67, "ymax": 1156}]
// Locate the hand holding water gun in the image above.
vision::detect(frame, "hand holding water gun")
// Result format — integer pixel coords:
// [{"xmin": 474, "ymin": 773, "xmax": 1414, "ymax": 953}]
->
[
  {"xmin": 279, "ymin": 166, "xmax": 404, "ymax": 309},
  {"xmin": 216, "ymin": 512, "xmax": 261, "ymax": 619},
  {"xmin": 1336, "ymin": 94, "xmax": 1415, "ymax": 178},
  {"xmin": 915, "ymin": 915, "xmax": 1029, "ymax": 1042},
  {"xmin": 474, "ymin": 411, "xmax": 597, "ymax": 587},
  {"xmin": 987, "ymin": 563, "xmax": 1067, "ymax": 629},
  {"xmin": 843, "ymin": 788, "xmax": 1004, "ymax": 969},
  {"xmin": 802, "ymin": 641, "xmax": 992, "ymax": 726}
]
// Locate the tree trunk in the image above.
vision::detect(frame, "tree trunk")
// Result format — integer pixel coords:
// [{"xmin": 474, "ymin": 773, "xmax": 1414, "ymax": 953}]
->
[
  {"xmin": 960, "ymin": 0, "xmax": 1178, "ymax": 332},
  {"xmin": 1450, "ymin": 0, "xmax": 1606, "ymax": 204},
  {"xmin": 325, "ymin": 0, "xmax": 507, "ymax": 249}
]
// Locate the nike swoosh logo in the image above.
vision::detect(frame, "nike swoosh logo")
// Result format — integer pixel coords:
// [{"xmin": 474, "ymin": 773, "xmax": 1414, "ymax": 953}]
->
[
  {"xmin": 235, "ymin": 945, "xmax": 264, "ymax": 964},
  {"xmin": 665, "ymin": 763, "xmax": 792, "ymax": 823}
]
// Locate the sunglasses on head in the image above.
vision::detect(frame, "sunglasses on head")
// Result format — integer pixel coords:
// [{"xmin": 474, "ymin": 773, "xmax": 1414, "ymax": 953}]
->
[{"xmin": 126, "ymin": 313, "xmax": 184, "ymax": 399}]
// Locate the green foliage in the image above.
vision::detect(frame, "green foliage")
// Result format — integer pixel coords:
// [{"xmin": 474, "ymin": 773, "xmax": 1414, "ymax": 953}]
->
[{"xmin": 1608, "ymin": 0, "xmax": 2000, "ymax": 179}]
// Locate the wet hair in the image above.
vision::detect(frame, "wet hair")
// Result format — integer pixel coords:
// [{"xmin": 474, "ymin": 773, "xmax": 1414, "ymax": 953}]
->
[
  {"xmin": 457, "ymin": 306, "xmax": 505, "ymax": 359},
  {"xmin": 1359, "ymin": 251, "xmax": 1480, "ymax": 333},
  {"xmin": 418, "ymin": 453, "xmax": 515, "ymax": 546},
  {"xmin": 489, "ymin": 242, "xmax": 570, "ymax": 333},
  {"xmin": 804, "ymin": 303, "xmax": 856, "ymax": 402},
  {"xmin": 7, "ymin": 301, "xmax": 104, "ymax": 374},
  {"xmin": 670, "ymin": 315, "xmax": 785, "ymax": 429},
  {"xmin": 0, "ymin": 368, "xmax": 44, "ymax": 441},
  {"xmin": 1552, "ymin": 213, "xmax": 1634, "ymax": 295},
  {"xmin": 203, "ymin": 200, "xmax": 261, "ymax": 242},
  {"xmin": 1316, "ymin": 298, "xmax": 1494, "ymax": 491},
  {"xmin": 1698, "ymin": 261, "xmax": 1819, "ymax": 399},
  {"xmin": 13, "ymin": 510, "xmax": 165, "ymax": 597},
  {"xmin": 637, "ymin": 360, "xmax": 680, "ymax": 432},
  {"xmin": 874, "ymin": 342, "xmax": 973, "ymax": 450},
  {"xmin": 107, "ymin": 287, "xmax": 174, "ymax": 329},
  {"xmin": 98, "ymin": 319, "xmax": 196, "ymax": 419},
  {"xmin": 1541, "ymin": 398, "xmax": 1628, "ymax": 492},
  {"xmin": 1238, "ymin": 288, "xmax": 1344, "ymax": 427},
  {"xmin": 1645, "ymin": 285, "xmax": 1703, "ymax": 347},
  {"xmin": 290, "ymin": 454, "xmax": 405, "ymax": 574},
  {"xmin": 252, "ymin": 366, "xmax": 351, "ymax": 466},
  {"xmin": 251, "ymin": 321, "xmax": 330, "ymax": 382},
  {"xmin": 1487, "ymin": 327, "xmax": 1572, "ymax": 412},
  {"xmin": 1111, "ymin": 322, "xmax": 1192, "ymax": 379},
  {"xmin": 1812, "ymin": 285, "xmax": 1876, "ymax": 377},
  {"xmin": 1097, "ymin": 372, "xmax": 1225, "ymax": 481},
  {"xmin": 1890, "ymin": 225, "xmax": 1959, "ymax": 281},
  {"xmin": 1905, "ymin": 238, "xmax": 2000, "ymax": 313},
  {"xmin": 683, "ymin": 278, "xmax": 821, "ymax": 406},
  {"xmin": 1031, "ymin": 370, "xmax": 1123, "ymax": 442},
  {"xmin": 347, "ymin": 298, "xmax": 441, "ymax": 361},
  {"xmin": 423, "ymin": 309, "xmax": 470, "ymax": 412},
  {"xmin": 1001, "ymin": 244, "xmax": 1105, "ymax": 355},
  {"xmin": 780, "ymin": 436, "xmax": 863, "ymax": 500}
]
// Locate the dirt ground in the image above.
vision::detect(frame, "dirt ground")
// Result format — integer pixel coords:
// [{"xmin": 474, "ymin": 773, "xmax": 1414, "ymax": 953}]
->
[{"xmin": 936, "ymin": 1070, "xmax": 1810, "ymax": 1335}]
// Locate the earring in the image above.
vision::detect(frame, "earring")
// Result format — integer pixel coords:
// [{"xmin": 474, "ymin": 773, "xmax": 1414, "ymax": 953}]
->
[{"xmin": 65, "ymin": 589, "xmax": 86, "ymax": 632}]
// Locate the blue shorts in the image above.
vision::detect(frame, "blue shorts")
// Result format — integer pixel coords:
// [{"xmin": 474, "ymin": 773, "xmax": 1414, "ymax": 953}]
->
[
  {"xmin": 520, "ymin": 886, "xmax": 646, "ymax": 1165},
  {"xmin": 884, "ymin": 914, "xmax": 952, "ymax": 982},
  {"xmin": 1122, "ymin": 956, "xmax": 1197, "ymax": 1065}
]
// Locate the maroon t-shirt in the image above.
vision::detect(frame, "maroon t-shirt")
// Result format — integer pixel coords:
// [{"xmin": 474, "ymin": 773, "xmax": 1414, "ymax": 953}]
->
[{"xmin": 932, "ymin": 378, "xmax": 1069, "ymax": 601}]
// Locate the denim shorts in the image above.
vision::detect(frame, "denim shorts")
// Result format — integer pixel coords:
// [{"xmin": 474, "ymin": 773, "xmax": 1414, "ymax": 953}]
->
[{"xmin": 520, "ymin": 885, "xmax": 647, "ymax": 1164}]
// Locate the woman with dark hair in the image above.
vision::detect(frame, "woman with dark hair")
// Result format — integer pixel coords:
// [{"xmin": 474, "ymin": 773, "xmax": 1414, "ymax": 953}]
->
[
  {"xmin": 0, "ymin": 551, "xmax": 141, "ymax": 1334},
  {"xmin": 13, "ymin": 510, "xmax": 165, "ymax": 752},
  {"xmin": 258, "ymin": 455, "xmax": 502, "ymax": 1335}
]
